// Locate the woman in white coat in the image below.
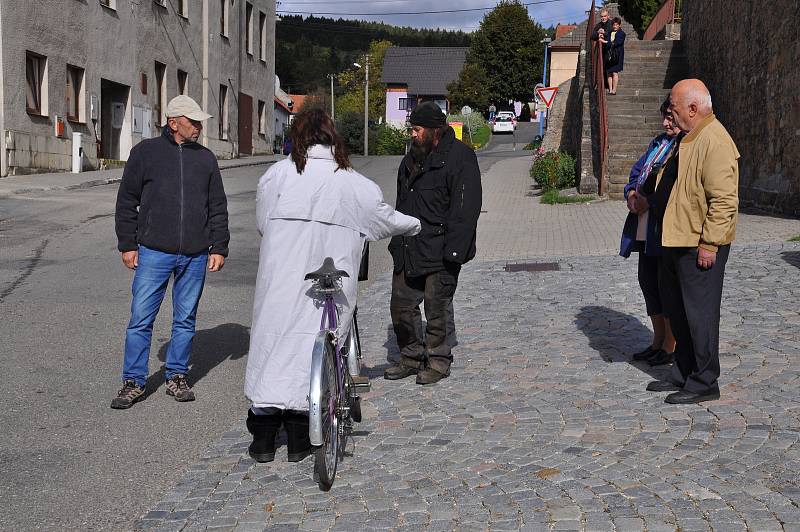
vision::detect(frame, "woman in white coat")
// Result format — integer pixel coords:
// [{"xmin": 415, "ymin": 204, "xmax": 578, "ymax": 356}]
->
[{"xmin": 245, "ymin": 109, "xmax": 420, "ymax": 463}]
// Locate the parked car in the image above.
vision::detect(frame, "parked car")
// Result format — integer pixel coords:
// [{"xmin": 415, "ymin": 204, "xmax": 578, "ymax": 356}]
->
[
  {"xmin": 496, "ymin": 111, "xmax": 517, "ymax": 130},
  {"xmin": 492, "ymin": 115, "xmax": 515, "ymax": 134}
]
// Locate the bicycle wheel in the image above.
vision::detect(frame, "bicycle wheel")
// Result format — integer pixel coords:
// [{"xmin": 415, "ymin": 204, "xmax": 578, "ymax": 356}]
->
[{"xmin": 314, "ymin": 335, "xmax": 339, "ymax": 491}]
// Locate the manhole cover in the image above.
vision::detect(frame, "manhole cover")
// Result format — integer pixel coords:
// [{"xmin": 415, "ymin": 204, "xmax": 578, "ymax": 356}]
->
[{"xmin": 503, "ymin": 262, "xmax": 560, "ymax": 272}]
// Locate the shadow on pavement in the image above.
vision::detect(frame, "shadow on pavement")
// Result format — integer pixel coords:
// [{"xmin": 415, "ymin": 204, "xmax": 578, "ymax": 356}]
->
[
  {"xmin": 145, "ymin": 323, "xmax": 250, "ymax": 396},
  {"xmin": 780, "ymin": 251, "xmax": 800, "ymax": 270},
  {"xmin": 575, "ymin": 305, "xmax": 671, "ymax": 380}
]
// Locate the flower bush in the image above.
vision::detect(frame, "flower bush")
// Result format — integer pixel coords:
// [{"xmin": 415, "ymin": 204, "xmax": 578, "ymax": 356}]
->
[{"xmin": 530, "ymin": 150, "xmax": 576, "ymax": 192}]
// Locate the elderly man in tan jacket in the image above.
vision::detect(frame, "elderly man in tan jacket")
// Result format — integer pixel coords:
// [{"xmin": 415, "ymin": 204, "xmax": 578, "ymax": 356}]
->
[{"xmin": 645, "ymin": 79, "xmax": 739, "ymax": 404}]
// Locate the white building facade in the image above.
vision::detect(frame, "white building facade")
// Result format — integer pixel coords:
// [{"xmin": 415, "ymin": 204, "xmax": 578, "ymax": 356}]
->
[{"xmin": 0, "ymin": 0, "xmax": 276, "ymax": 176}]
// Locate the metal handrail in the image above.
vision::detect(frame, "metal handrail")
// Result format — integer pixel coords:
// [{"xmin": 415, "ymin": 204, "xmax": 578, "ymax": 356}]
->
[
  {"xmin": 586, "ymin": 0, "xmax": 607, "ymax": 196},
  {"xmin": 643, "ymin": 0, "xmax": 676, "ymax": 40}
]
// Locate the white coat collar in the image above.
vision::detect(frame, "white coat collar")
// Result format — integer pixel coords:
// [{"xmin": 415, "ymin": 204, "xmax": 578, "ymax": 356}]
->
[{"xmin": 307, "ymin": 145, "xmax": 335, "ymax": 160}]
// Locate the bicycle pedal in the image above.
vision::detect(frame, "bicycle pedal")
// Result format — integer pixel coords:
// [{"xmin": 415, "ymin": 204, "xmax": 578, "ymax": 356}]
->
[{"xmin": 350, "ymin": 375, "xmax": 371, "ymax": 392}]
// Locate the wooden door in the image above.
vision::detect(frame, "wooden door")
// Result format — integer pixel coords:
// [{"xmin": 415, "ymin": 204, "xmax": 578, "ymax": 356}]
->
[{"xmin": 238, "ymin": 92, "xmax": 253, "ymax": 155}]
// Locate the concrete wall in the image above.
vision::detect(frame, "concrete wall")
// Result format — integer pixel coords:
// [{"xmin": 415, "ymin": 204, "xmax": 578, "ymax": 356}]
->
[
  {"xmin": 549, "ymin": 49, "xmax": 579, "ymax": 89},
  {"xmin": 682, "ymin": 0, "xmax": 799, "ymax": 216},
  {"xmin": 0, "ymin": 0, "xmax": 275, "ymax": 176}
]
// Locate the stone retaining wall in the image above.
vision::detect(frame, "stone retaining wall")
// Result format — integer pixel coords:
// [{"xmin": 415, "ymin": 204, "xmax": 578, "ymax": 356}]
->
[{"xmin": 682, "ymin": 1, "xmax": 799, "ymax": 216}]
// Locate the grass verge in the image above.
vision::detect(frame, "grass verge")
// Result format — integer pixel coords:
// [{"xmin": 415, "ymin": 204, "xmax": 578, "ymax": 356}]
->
[
  {"xmin": 789, "ymin": 235, "xmax": 800, "ymax": 242},
  {"xmin": 540, "ymin": 190, "xmax": 595, "ymax": 204},
  {"xmin": 465, "ymin": 125, "xmax": 491, "ymax": 150}
]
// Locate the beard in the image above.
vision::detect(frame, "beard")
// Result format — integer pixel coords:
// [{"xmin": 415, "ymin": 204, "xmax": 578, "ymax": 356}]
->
[{"xmin": 410, "ymin": 129, "xmax": 435, "ymax": 162}]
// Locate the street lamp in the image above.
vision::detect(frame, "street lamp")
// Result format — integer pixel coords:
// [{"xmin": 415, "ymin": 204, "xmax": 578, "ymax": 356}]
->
[
  {"xmin": 327, "ymin": 73, "xmax": 335, "ymax": 121},
  {"xmin": 539, "ymin": 37, "xmax": 552, "ymax": 140},
  {"xmin": 353, "ymin": 58, "xmax": 369, "ymax": 156}
]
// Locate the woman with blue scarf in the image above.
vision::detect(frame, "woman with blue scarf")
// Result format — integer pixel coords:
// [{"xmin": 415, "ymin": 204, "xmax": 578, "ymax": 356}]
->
[{"xmin": 620, "ymin": 97, "xmax": 679, "ymax": 366}]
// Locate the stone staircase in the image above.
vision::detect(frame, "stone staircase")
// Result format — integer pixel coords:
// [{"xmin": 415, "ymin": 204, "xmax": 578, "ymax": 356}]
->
[{"xmin": 605, "ymin": 40, "xmax": 689, "ymax": 198}]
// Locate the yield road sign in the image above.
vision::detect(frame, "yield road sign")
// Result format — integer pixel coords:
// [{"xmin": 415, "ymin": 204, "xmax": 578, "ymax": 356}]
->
[{"xmin": 535, "ymin": 86, "xmax": 559, "ymax": 109}]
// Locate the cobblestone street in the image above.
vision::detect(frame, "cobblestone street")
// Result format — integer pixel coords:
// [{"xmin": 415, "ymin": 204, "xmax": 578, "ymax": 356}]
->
[{"xmin": 137, "ymin": 241, "xmax": 800, "ymax": 531}]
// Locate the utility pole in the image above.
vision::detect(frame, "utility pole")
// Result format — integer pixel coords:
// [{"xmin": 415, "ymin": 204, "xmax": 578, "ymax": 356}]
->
[
  {"xmin": 327, "ymin": 74, "xmax": 335, "ymax": 121},
  {"xmin": 354, "ymin": 57, "xmax": 369, "ymax": 156},
  {"xmin": 539, "ymin": 37, "xmax": 552, "ymax": 140}
]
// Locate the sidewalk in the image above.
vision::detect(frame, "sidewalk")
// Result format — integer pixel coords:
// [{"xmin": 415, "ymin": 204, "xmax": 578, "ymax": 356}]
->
[
  {"xmin": 0, "ymin": 154, "xmax": 276, "ymax": 197},
  {"xmin": 132, "ymin": 152, "xmax": 800, "ymax": 531}
]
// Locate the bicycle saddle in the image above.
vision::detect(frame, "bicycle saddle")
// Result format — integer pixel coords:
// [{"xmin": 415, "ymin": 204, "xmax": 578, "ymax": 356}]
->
[{"xmin": 304, "ymin": 257, "xmax": 350, "ymax": 281}]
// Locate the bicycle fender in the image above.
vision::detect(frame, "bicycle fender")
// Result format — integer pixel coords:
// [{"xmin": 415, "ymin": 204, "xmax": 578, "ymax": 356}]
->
[{"xmin": 308, "ymin": 330, "xmax": 332, "ymax": 447}]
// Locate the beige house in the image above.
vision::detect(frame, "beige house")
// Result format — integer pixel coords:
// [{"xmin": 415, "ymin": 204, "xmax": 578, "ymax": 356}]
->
[
  {"xmin": 0, "ymin": 0, "xmax": 276, "ymax": 177},
  {"xmin": 549, "ymin": 24, "xmax": 580, "ymax": 89}
]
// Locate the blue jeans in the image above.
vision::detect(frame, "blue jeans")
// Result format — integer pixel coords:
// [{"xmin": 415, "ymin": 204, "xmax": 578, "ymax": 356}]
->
[{"xmin": 122, "ymin": 245, "xmax": 208, "ymax": 386}]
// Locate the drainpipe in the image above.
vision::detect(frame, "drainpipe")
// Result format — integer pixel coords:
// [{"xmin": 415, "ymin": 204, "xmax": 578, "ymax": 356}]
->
[
  {"xmin": 0, "ymin": 0, "xmax": 7, "ymax": 176},
  {"xmin": 201, "ymin": 0, "xmax": 209, "ymax": 146}
]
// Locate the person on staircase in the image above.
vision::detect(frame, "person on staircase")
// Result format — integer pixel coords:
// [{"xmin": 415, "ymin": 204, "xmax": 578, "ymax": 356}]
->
[
  {"xmin": 600, "ymin": 17, "xmax": 626, "ymax": 95},
  {"xmin": 620, "ymin": 96, "xmax": 680, "ymax": 367}
]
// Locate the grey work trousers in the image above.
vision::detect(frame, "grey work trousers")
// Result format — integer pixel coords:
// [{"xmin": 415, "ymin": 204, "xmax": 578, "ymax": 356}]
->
[{"xmin": 390, "ymin": 265, "xmax": 460, "ymax": 374}]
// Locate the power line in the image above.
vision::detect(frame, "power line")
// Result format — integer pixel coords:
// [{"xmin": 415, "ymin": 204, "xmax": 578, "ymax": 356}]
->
[{"xmin": 277, "ymin": 0, "xmax": 569, "ymax": 16}]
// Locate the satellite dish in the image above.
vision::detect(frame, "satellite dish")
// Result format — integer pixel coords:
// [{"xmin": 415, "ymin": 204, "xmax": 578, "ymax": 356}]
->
[{"xmin": 461, "ymin": 105, "xmax": 472, "ymax": 115}]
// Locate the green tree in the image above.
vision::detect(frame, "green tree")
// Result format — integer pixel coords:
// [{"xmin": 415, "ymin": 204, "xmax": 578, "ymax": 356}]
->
[
  {"xmin": 466, "ymin": 1, "xmax": 546, "ymax": 103},
  {"xmin": 336, "ymin": 39, "xmax": 393, "ymax": 123},
  {"xmin": 616, "ymin": 0, "xmax": 663, "ymax": 36},
  {"xmin": 447, "ymin": 63, "xmax": 491, "ymax": 112}
]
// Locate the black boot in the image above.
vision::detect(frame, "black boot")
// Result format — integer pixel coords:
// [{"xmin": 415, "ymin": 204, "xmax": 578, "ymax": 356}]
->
[
  {"xmin": 246, "ymin": 408, "xmax": 282, "ymax": 463},
  {"xmin": 283, "ymin": 410, "xmax": 313, "ymax": 462}
]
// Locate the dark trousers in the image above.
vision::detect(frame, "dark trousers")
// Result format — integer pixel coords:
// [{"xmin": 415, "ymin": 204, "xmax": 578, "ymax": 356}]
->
[
  {"xmin": 390, "ymin": 265, "xmax": 460, "ymax": 374},
  {"xmin": 661, "ymin": 245, "xmax": 730, "ymax": 395}
]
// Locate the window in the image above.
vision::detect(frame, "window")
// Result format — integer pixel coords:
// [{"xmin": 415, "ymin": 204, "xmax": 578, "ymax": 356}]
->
[
  {"xmin": 66, "ymin": 64, "xmax": 85, "ymax": 122},
  {"xmin": 220, "ymin": 0, "xmax": 229, "ymax": 37},
  {"xmin": 155, "ymin": 61, "xmax": 167, "ymax": 126},
  {"xmin": 177, "ymin": 69, "xmax": 188, "ymax": 96},
  {"xmin": 99, "ymin": 0, "xmax": 116, "ymax": 9},
  {"xmin": 26, "ymin": 51, "xmax": 48, "ymax": 115},
  {"xmin": 258, "ymin": 100, "xmax": 266, "ymax": 135},
  {"xmin": 245, "ymin": 3, "xmax": 254, "ymax": 55},
  {"xmin": 177, "ymin": 0, "xmax": 188, "ymax": 17},
  {"xmin": 259, "ymin": 12, "xmax": 267, "ymax": 62},
  {"xmin": 398, "ymin": 98, "xmax": 408, "ymax": 111},
  {"xmin": 219, "ymin": 84, "xmax": 228, "ymax": 140}
]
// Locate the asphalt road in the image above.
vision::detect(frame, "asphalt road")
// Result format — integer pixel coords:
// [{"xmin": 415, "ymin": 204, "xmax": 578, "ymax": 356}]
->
[{"xmin": 0, "ymin": 123, "xmax": 538, "ymax": 530}]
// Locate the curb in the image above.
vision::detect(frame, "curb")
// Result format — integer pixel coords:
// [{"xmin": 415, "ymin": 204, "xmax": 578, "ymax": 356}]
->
[{"xmin": 0, "ymin": 158, "xmax": 276, "ymax": 197}]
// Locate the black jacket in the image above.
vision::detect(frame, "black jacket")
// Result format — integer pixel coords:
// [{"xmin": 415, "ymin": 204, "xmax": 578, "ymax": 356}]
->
[
  {"xmin": 115, "ymin": 127, "xmax": 230, "ymax": 256},
  {"xmin": 591, "ymin": 19, "xmax": 613, "ymax": 41},
  {"xmin": 389, "ymin": 127, "xmax": 482, "ymax": 276}
]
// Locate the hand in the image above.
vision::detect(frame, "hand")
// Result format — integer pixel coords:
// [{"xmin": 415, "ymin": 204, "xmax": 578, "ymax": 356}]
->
[
  {"xmin": 697, "ymin": 247, "xmax": 716, "ymax": 270},
  {"xmin": 626, "ymin": 191, "xmax": 638, "ymax": 213},
  {"xmin": 632, "ymin": 194, "xmax": 649, "ymax": 215},
  {"xmin": 121, "ymin": 250, "xmax": 138, "ymax": 270},
  {"xmin": 208, "ymin": 253, "xmax": 225, "ymax": 272}
]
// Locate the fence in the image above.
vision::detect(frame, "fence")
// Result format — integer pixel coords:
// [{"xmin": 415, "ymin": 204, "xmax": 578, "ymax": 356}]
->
[
  {"xmin": 643, "ymin": 0, "xmax": 677, "ymax": 40},
  {"xmin": 585, "ymin": 0, "xmax": 607, "ymax": 196}
]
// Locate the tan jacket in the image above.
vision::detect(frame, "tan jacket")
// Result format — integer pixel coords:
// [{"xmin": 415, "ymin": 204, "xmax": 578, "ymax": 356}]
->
[{"xmin": 661, "ymin": 114, "xmax": 740, "ymax": 252}]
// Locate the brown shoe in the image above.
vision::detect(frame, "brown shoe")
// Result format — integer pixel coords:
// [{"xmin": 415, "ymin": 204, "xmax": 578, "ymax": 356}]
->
[
  {"xmin": 384, "ymin": 363, "xmax": 418, "ymax": 380},
  {"xmin": 416, "ymin": 367, "xmax": 448, "ymax": 385},
  {"xmin": 165, "ymin": 374, "xmax": 195, "ymax": 402},
  {"xmin": 111, "ymin": 380, "xmax": 145, "ymax": 409}
]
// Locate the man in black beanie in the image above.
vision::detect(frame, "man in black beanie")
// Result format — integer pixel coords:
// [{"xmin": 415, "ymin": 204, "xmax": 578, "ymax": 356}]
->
[{"xmin": 384, "ymin": 102, "xmax": 482, "ymax": 385}]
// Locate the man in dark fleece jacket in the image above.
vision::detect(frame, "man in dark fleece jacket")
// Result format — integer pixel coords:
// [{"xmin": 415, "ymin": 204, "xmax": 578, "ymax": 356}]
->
[
  {"xmin": 111, "ymin": 95, "xmax": 229, "ymax": 409},
  {"xmin": 384, "ymin": 102, "xmax": 482, "ymax": 385}
]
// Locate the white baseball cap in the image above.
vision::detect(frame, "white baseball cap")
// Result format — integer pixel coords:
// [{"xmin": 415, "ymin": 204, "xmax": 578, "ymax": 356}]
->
[{"xmin": 165, "ymin": 95, "xmax": 212, "ymax": 121}]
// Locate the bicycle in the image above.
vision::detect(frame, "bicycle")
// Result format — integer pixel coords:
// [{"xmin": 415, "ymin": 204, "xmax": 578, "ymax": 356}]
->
[{"xmin": 305, "ymin": 257, "xmax": 370, "ymax": 491}]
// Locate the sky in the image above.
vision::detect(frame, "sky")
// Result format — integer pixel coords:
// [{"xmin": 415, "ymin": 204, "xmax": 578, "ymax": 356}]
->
[{"xmin": 275, "ymin": 0, "xmax": 593, "ymax": 32}]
